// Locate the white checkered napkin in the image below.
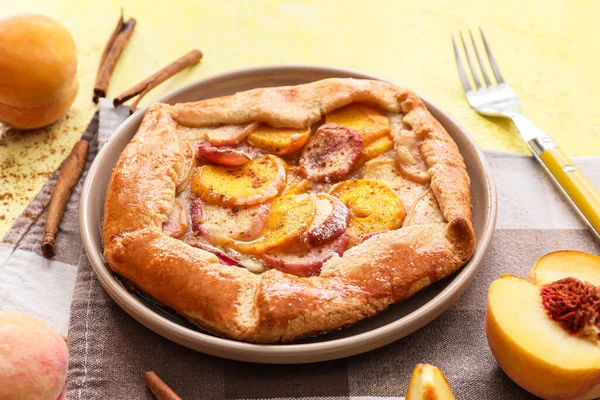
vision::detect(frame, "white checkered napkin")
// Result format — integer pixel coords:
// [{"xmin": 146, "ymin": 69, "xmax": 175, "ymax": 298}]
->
[{"xmin": 0, "ymin": 99, "xmax": 130, "ymax": 336}]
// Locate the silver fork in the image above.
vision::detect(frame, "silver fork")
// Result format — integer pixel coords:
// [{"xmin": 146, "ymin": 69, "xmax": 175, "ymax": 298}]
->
[{"xmin": 453, "ymin": 28, "xmax": 600, "ymax": 242}]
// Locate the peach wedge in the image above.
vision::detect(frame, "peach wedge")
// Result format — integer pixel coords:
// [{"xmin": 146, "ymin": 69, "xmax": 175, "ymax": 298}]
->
[
  {"xmin": 406, "ymin": 363, "xmax": 456, "ymax": 400},
  {"xmin": 486, "ymin": 250, "xmax": 600, "ymax": 400}
]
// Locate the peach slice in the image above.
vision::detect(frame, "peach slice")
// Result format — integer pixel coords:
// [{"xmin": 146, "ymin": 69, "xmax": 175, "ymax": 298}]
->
[
  {"xmin": 299, "ymin": 124, "xmax": 364, "ymax": 183},
  {"xmin": 191, "ymin": 155, "xmax": 286, "ymax": 206},
  {"xmin": 288, "ymin": 193, "xmax": 349, "ymax": 251},
  {"xmin": 330, "ymin": 179, "xmax": 406, "ymax": 247},
  {"xmin": 175, "ymin": 141, "xmax": 195, "ymax": 194},
  {"xmin": 247, "ymin": 125, "xmax": 311, "ymax": 155},
  {"xmin": 325, "ymin": 103, "xmax": 391, "ymax": 145},
  {"xmin": 190, "ymin": 199, "xmax": 270, "ymax": 245},
  {"xmin": 203, "ymin": 122, "xmax": 259, "ymax": 146},
  {"xmin": 232, "ymin": 194, "xmax": 316, "ymax": 255},
  {"xmin": 486, "ymin": 250, "xmax": 600, "ymax": 400},
  {"xmin": 283, "ymin": 177, "xmax": 313, "ymax": 195},
  {"xmin": 262, "ymin": 233, "xmax": 349, "ymax": 277},
  {"xmin": 282, "ymin": 166, "xmax": 313, "ymax": 195},
  {"xmin": 197, "ymin": 141, "xmax": 253, "ymax": 166},
  {"xmin": 364, "ymin": 158, "xmax": 428, "ymax": 211},
  {"xmin": 162, "ymin": 200, "xmax": 189, "ymax": 239},
  {"xmin": 394, "ymin": 125, "xmax": 431, "ymax": 184},
  {"xmin": 185, "ymin": 236, "xmax": 244, "ymax": 268},
  {"xmin": 359, "ymin": 134, "xmax": 394, "ymax": 164},
  {"xmin": 305, "ymin": 193, "xmax": 349, "ymax": 247},
  {"xmin": 406, "ymin": 364, "xmax": 456, "ymax": 400}
]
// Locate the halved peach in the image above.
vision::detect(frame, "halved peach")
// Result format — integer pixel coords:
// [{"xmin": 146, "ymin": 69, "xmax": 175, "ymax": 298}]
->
[
  {"xmin": 247, "ymin": 125, "xmax": 310, "ymax": 155},
  {"xmin": 191, "ymin": 155, "xmax": 286, "ymax": 206},
  {"xmin": 486, "ymin": 250, "xmax": 600, "ymax": 400},
  {"xmin": 406, "ymin": 364, "xmax": 456, "ymax": 400},
  {"xmin": 325, "ymin": 103, "xmax": 390, "ymax": 145},
  {"xmin": 330, "ymin": 179, "xmax": 405, "ymax": 247}
]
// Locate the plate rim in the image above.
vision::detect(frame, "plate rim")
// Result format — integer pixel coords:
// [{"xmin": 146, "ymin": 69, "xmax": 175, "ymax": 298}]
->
[{"xmin": 79, "ymin": 65, "xmax": 497, "ymax": 363}]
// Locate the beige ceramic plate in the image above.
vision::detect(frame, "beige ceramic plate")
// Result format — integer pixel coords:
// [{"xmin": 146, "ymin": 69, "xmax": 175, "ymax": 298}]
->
[{"xmin": 80, "ymin": 66, "xmax": 496, "ymax": 364}]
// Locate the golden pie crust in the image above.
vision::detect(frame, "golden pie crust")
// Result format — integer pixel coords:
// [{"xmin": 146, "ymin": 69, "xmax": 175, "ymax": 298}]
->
[{"xmin": 102, "ymin": 78, "xmax": 476, "ymax": 343}]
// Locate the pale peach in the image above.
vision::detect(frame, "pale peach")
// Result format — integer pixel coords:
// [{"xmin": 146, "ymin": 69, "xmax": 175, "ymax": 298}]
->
[
  {"xmin": 486, "ymin": 250, "xmax": 600, "ymax": 400},
  {"xmin": 0, "ymin": 311, "xmax": 69, "ymax": 400}
]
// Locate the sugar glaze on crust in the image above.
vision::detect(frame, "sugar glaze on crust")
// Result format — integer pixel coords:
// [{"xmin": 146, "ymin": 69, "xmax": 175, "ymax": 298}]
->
[{"xmin": 103, "ymin": 78, "xmax": 476, "ymax": 343}]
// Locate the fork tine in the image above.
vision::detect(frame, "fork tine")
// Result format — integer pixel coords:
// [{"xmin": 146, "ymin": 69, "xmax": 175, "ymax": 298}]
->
[
  {"xmin": 479, "ymin": 27, "xmax": 505, "ymax": 84},
  {"xmin": 460, "ymin": 32, "xmax": 482, "ymax": 89},
  {"xmin": 469, "ymin": 29, "xmax": 492, "ymax": 87},
  {"xmin": 452, "ymin": 35, "xmax": 472, "ymax": 93}
]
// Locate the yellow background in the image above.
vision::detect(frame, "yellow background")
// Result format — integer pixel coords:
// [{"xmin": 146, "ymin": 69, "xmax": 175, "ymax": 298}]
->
[{"xmin": 1, "ymin": 0, "xmax": 600, "ymax": 235}]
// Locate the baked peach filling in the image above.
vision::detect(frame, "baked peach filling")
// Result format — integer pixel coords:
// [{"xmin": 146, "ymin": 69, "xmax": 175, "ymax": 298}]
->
[{"xmin": 170, "ymin": 103, "xmax": 439, "ymax": 277}]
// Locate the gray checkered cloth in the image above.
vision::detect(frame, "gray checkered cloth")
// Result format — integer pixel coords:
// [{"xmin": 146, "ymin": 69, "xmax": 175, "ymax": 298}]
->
[{"xmin": 2, "ymin": 101, "xmax": 600, "ymax": 399}]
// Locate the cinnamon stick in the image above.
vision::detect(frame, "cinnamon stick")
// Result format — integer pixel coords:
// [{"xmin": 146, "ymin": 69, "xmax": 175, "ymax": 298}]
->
[
  {"xmin": 97, "ymin": 9, "xmax": 125, "ymax": 78},
  {"xmin": 145, "ymin": 371, "xmax": 182, "ymax": 400},
  {"xmin": 93, "ymin": 10, "xmax": 136, "ymax": 103},
  {"xmin": 113, "ymin": 49, "xmax": 203, "ymax": 112},
  {"xmin": 41, "ymin": 140, "xmax": 89, "ymax": 258}
]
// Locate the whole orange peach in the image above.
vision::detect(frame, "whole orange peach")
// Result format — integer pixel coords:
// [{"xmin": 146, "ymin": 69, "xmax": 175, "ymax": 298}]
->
[
  {"xmin": 0, "ymin": 311, "xmax": 69, "ymax": 400},
  {"xmin": 0, "ymin": 14, "xmax": 78, "ymax": 129}
]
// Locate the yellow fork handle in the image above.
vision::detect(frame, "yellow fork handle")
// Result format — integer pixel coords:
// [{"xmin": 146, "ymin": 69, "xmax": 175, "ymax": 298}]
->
[{"xmin": 537, "ymin": 146, "xmax": 600, "ymax": 237}]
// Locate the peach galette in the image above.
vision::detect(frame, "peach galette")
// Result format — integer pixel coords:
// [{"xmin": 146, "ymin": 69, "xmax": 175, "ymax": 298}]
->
[{"xmin": 102, "ymin": 78, "xmax": 476, "ymax": 343}]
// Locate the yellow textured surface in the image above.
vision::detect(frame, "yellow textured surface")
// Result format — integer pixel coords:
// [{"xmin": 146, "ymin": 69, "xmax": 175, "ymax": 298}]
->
[{"xmin": 1, "ymin": 0, "xmax": 600, "ymax": 236}]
